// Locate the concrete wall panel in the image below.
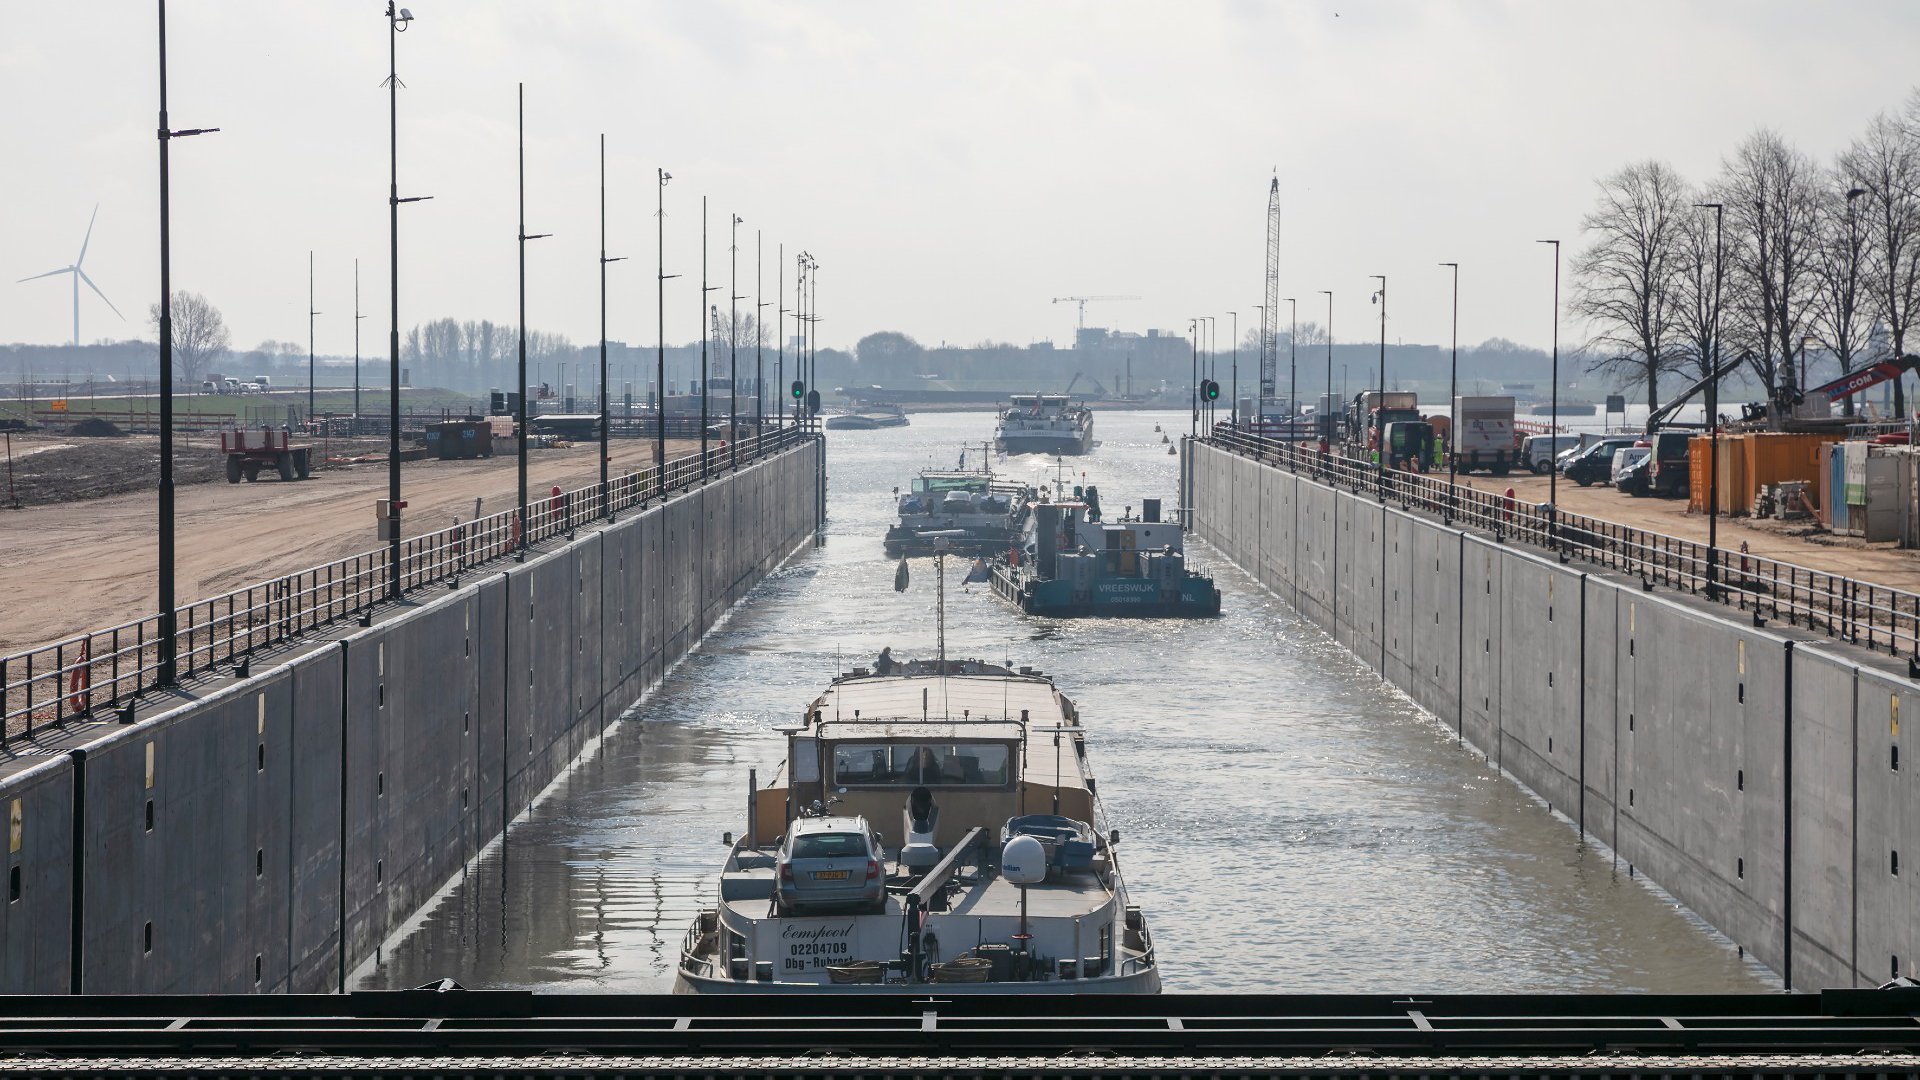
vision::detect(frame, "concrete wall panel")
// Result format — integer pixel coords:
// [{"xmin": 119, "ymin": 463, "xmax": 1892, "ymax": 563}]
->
[
  {"xmin": 0, "ymin": 758, "xmax": 74, "ymax": 993},
  {"xmin": 1458, "ymin": 537, "xmax": 1503, "ymax": 757}
]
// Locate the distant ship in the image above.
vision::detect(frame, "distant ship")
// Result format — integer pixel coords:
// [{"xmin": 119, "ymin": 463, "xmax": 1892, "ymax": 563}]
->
[
  {"xmin": 994, "ymin": 394, "xmax": 1093, "ymax": 456},
  {"xmin": 825, "ymin": 403, "xmax": 910, "ymax": 430}
]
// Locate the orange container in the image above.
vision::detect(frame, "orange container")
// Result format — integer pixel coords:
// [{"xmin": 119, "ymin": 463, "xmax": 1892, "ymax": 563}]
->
[
  {"xmin": 1688, "ymin": 437, "xmax": 1711, "ymax": 512},
  {"xmin": 1740, "ymin": 433, "xmax": 1833, "ymax": 512}
]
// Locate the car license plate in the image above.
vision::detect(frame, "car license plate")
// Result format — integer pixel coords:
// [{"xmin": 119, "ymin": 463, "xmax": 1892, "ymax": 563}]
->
[{"xmin": 812, "ymin": 870, "xmax": 849, "ymax": 880}]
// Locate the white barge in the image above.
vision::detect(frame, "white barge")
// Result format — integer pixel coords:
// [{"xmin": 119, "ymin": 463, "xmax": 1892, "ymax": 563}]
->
[{"xmin": 675, "ymin": 659, "xmax": 1159, "ymax": 993}]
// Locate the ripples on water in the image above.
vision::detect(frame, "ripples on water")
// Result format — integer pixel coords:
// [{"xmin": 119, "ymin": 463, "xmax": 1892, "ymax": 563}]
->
[{"xmin": 364, "ymin": 410, "xmax": 1777, "ymax": 994}]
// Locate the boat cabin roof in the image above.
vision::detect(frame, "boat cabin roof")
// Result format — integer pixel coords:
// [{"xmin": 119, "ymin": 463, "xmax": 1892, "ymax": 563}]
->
[
  {"xmin": 815, "ymin": 719, "xmax": 1026, "ymax": 742},
  {"xmin": 807, "ymin": 673, "xmax": 1064, "ymax": 727},
  {"xmin": 1008, "ymin": 394, "xmax": 1070, "ymax": 405}
]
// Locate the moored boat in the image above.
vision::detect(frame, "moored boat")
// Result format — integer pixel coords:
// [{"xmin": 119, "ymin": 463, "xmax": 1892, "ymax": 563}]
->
[{"xmin": 675, "ymin": 658, "xmax": 1159, "ymax": 994}]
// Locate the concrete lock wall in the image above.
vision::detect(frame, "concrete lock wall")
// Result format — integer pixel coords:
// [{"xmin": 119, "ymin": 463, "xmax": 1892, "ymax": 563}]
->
[
  {"xmin": 1184, "ymin": 437, "xmax": 1917, "ymax": 991},
  {"xmin": 0, "ymin": 438, "xmax": 822, "ymax": 994}
]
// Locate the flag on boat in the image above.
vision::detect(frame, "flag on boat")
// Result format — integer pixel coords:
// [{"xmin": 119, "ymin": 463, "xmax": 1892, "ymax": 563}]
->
[{"xmin": 963, "ymin": 557, "xmax": 991, "ymax": 584}]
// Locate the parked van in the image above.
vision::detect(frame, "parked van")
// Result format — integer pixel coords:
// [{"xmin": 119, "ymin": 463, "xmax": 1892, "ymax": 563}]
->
[{"xmin": 1522, "ymin": 433, "xmax": 1581, "ymax": 474}]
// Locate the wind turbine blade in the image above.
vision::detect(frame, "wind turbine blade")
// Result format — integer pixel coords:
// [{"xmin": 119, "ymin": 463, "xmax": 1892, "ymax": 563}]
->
[
  {"xmin": 16, "ymin": 266, "xmax": 73, "ymax": 283},
  {"xmin": 76, "ymin": 204, "xmax": 99, "ymax": 267},
  {"xmin": 76, "ymin": 268, "xmax": 123, "ymax": 320}
]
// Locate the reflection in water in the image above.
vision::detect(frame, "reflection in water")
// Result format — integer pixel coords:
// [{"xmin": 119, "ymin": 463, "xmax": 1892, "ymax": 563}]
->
[{"xmin": 364, "ymin": 411, "xmax": 1776, "ymax": 994}]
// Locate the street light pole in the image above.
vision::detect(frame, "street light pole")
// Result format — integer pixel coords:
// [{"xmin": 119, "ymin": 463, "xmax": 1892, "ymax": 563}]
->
[
  {"xmin": 755, "ymin": 229, "xmax": 766, "ymax": 439},
  {"xmin": 354, "ymin": 259, "xmax": 364, "ymax": 430},
  {"xmin": 1440, "ymin": 262, "xmax": 1459, "ymax": 521},
  {"xmin": 308, "ymin": 250, "xmax": 319, "ymax": 427},
  {"xmin": 1188, "ymin": 319, "xmax": 1198, "ymax": 438},
  {"xmin": 1538, "ymin": 238, "xmax": 1561, "ymax": 545},
  {"xmin": 598, "ymin": 133, "xmax": 625, "ymax": 521},
  {"xmin": 1286, "ymin": 297, "xmax": 1297, "ymax": 466},
  {"xmin": 515, "ymin": 82, "xmax": 552, "ymax": 556},
  {"xmin": 1370, "ymin": 274, "xmax": 1386, "ymax": 494},
  {"xmin": 155, "ymin": 0, "xmax": 218, "ymax": 685},
  {"xmin": 1697, "ymin": 201, "xmax": 1724, "ymax": 593},
  {"xmin": 655, "ymin": 168, "xmax": 673, "ymax": 497},
  {"xmin": 699, "ymin": 197, "xmax": 714, "ymax": 479},
  {"xmin": 1227, "ymin": 310, "xmax": 1238, "ymax": 427},
  {"xmin": 1319, "ymin": 290, "xmax": 1333, "ymax": 455},
  {"xmin": 776, "ymin": 242, "xmax": 785, "ymax": 428},
  {"xmin": 384, "ymin": 1, "xmax": 427, "ymax": 601},
  {"xmin": 730, "ymin": 212, "xmax": 742, "ymax": 470}
]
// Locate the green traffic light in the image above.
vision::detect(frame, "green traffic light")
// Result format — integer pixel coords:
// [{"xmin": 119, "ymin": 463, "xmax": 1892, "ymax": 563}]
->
[{"xmin": 791, "ymin": 380, "xmax": 805, "ymax": 399}]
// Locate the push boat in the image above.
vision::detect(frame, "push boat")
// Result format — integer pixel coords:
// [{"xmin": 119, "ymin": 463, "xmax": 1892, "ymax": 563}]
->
[
  {"xmin": 883, "ymin": 462, "xmax": 1031, "ymax": 557},
  {"xmin": 994, "ymin": 394, "xmax": 1094, "ymax": 456},
  {"xmin": 989, "ymin": 489, "xmax": 1220, "ymax": 617},
  {"xmin": 674, "ymin": 658, "xmax": 1160, "ymax": 994},
  {"xmin": 825, "ymin": 403, "xmax": 910, "ymax": 430}
]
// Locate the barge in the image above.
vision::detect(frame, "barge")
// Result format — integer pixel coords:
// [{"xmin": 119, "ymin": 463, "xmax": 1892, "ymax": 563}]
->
[{"xmin": 675, "ymin": 658, "xmax": 1159, "ymax": 994}]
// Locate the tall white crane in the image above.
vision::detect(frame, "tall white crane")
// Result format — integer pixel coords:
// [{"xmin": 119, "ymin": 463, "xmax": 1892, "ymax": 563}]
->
[{"xmin": 1051, "ymin": 294, "xmax": 1140, "ymax": 332}]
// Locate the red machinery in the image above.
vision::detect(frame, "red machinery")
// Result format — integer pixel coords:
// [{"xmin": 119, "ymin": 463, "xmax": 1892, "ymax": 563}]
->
[{"xmin": 221, "ymin": 427, "xmax": 313, "ymax": 483}]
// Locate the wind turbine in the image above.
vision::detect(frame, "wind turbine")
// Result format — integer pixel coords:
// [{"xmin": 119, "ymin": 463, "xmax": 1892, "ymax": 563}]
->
[{"xmin": 17, "ymin": 205, "xmax": 124, "ymax": 347}]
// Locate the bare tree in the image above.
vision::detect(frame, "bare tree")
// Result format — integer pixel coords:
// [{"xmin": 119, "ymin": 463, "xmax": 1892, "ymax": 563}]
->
[
  {"xmin": 1285, "ymin": 321, "xmax": 1328, "ymax": 350},
  {"xmin": 147, "ymin": 291, "xmax": 230, "ymax": 386},
  {"xmin": 1670, "ymin": 194, "xmax": 1730, "ymax": 388},
  {"xmin": 1571, "ymin": 160, "xmax": 1688, "ymax": 410},
  {"xmin": 1807, "ymin": 167, "xmax": 1875, "ymax": 414},
  {"xmin": 1720, "ymin": 130, "xmax": 1822, "ymax": 424},
  {"xmin": 1844, "ymin": 105, "xmax": 1920, "ymax": 416}
]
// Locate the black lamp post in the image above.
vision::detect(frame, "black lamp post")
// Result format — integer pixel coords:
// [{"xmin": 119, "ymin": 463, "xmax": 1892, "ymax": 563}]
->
[
  {"xmin": 353, "ymin": 259, "xmax": 364, "ymax": 430},
  {"xmin": 307, "ymin": 250, "xmax": 319, "ymax": 427},
  {"xmin": 1440, "ymin": 262, "xmax": 1458, "ymax": 520},
  {"xmin": 776, "ymin": 241, "xmax": 785, "ymax": 428},
  {"xmin": 655, "ymin": 169, "xmax": 675, "ymax": 497},
  {"xmin": 1538, "ymin": 238, "xmax": 1561, "ymax": 546},
  {"xmin": 155, "ymin": 0, "xmax": 219, "ymax": 685},
  {"xmin": 1319, "ymin": 290, "xmax": 1333, "ymax": 455},
  {"xmin": 1369, "ymin": 274, "xmax": 1386, "ymax": 494},
  {"xmin": 730, "ymin": 212, "xmax": 742, "ymax": 470},
  {"xmin": 1227, "ymin": 309, "xmax": 1238, "ymax": 427},
  {"xmin": 755, "ymin": 229, "xmax": 767, "ymax": 439},
  {"xmin": 1188, "ymin": 318, "xmax": 1198, "ymax": 438},
  {"xmin": 1696, "ymin": 201, "xmax": 1724, "ymax": 592},
  {"xmin": 1285, "ymin": 296, "xmax": 1297, "ymax": 466},
  {"xmin": 515, "ymin": 82, "xmax": 552, "ymax": 557},
  {"xmin": 699, "ymin": 198, "xmax": 709, "ymax": 478},
  {"xmin": 598, "ymin": 134, "xmax": 625, "ymax": 520},
  {"xmin": 385, "ymin": 1, "xmax": 429, "ymax": 600}
]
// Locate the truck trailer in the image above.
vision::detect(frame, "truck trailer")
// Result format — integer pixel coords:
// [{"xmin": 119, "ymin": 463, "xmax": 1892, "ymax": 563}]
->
[{"xmin": 1451, "ymin": 395, "xmax": 1517, "ymax": 475}]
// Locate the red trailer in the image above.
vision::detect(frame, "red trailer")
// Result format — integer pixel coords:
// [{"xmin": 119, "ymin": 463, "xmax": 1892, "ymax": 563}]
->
[{"xmin": 221, "ymin": 427, "xmax": 313, "ymax": 482}]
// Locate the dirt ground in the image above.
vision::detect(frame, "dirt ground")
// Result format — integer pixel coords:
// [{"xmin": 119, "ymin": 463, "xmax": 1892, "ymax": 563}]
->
[
  {"xmin": 1474, "ymin": 470, "xmax": 1920, "ymax": 594},
  {"xmin": 0, "ymin": 436, "xmax": 697, "ymax": 653},
  {"xmin": 0, "ymin": 431, "xmax": 410, "ymax": 506}
]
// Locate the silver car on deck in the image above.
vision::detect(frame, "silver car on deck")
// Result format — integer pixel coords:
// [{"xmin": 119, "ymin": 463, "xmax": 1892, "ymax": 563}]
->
[{"xmin": 775, "ymin": 815, "xmax": 886, "ymax": 913}]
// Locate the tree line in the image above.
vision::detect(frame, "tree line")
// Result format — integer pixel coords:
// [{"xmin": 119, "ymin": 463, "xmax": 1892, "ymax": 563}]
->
[{"xmin": 1574, "ymin": 90, "xmax": 1920, "ymax": 419}]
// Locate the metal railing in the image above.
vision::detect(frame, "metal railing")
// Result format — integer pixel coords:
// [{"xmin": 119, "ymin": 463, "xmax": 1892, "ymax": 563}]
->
[
  {"xmin": 0, "ymin": 426, "xmax": 815, "ymax": 740},
  {"xmin": 1203, "ymin": 426, "xmax": 1920, "ymax": 662}
]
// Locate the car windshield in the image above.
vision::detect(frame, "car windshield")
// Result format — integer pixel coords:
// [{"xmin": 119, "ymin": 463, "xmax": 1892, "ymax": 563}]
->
[{"xmin": 791, "ymin": 833, "xmax": 868, "ymax": 860}]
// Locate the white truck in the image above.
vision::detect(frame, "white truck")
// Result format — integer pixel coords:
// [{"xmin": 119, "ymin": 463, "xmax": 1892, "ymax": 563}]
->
[{"xmin": 1451, "ymin": 395, "xmax": 1517, "ymax": 475}]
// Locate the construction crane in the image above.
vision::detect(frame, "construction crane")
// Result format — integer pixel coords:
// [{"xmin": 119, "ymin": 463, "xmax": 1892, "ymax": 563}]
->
[
  {"xmin": 1262, "ymin": 176, "xmax": 1281, "ymax": 404},
  {"xmin": 1051, "ymin": 295, "xmax": 1140, "ymax": 331}
]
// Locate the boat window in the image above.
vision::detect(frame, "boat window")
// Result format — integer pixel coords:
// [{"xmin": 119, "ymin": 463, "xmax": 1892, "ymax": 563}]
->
[
  {"xmin": 791, "ymin": 833, "xmax": 868, "ymax": 860},
  {"xmin": 832, "ymin": 743, "xmax": 1012, "ymax": 787}
]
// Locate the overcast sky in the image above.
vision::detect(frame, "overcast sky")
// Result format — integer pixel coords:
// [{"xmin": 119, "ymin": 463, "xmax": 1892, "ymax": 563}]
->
[{"xmin": 3, "ymin": 1, "xmax": 1916, "ymax": 363}]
